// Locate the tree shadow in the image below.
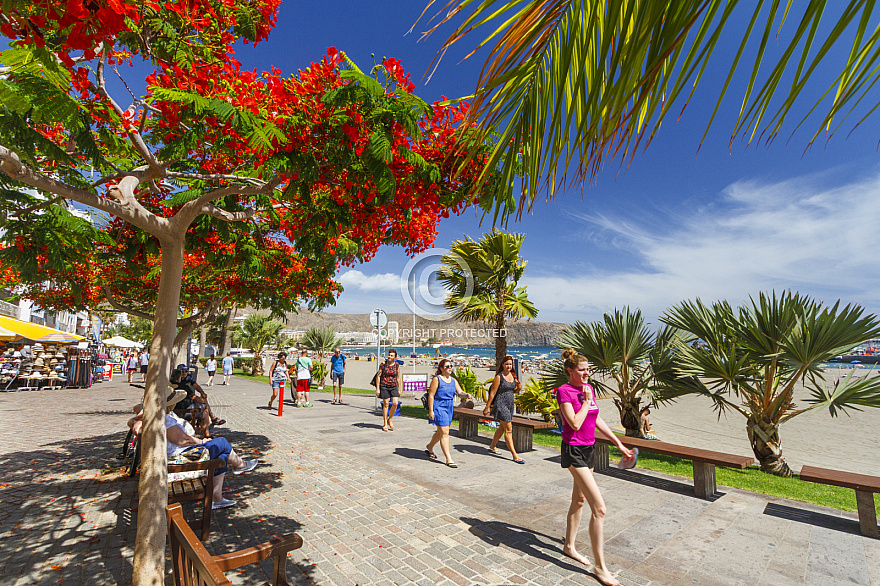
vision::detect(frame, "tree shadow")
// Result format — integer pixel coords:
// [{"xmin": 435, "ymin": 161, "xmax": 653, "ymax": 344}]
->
[
  {"xmin": 0, "ymin": 429, "xmax": 296, "ymax": 585},
  {"xmin": 763, "ymin": 502, "xmax": 866, "ymax": 535},
  {"xmin": 393, "ymin": 447, "xmax": 440, "ymax": 462}
]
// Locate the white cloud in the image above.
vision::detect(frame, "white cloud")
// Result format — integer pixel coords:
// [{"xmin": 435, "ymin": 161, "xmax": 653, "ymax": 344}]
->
[
  {"xmin": 523, "ymin": 172, "xmax": 880, "ymax": 324},
  {"xmin": 337, "ymin": 270, "xmax": 401, "ymax": 292}
]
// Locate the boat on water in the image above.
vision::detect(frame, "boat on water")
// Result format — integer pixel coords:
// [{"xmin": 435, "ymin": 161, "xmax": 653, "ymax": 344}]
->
[{"xmin": 827, "ymin": 354, "xmax": 880, "ymax": 364}]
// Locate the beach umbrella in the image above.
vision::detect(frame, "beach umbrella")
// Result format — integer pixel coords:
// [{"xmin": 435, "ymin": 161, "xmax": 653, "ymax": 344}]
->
[
  {"xmin": 0, "ymin": 325, "xmax": 17, "ymax": 340},
  {"xmin": 35, "ymin": 331, "xmax": 80, "ymax": 343}
]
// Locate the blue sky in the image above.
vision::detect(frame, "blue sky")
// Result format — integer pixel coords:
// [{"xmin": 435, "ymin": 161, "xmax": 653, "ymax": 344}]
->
[{"xmin": 237, "ymin": 2, "xmax": 880, "ymax": 325}]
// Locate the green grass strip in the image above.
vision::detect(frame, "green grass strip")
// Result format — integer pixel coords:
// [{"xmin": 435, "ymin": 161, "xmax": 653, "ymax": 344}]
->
[{"xmin": 400, "ymin": 405, "xmax": 878, "ymax": 517}]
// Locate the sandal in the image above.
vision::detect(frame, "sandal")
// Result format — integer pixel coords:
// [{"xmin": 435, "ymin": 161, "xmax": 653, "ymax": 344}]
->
[
  {"xmin": 382, "ymin": 426, "xmax": 388, "ymax": 432},
  {"xmin": 388, "ymin": 424, "xmax": 395, "ymax": 431},
  {"xmin": 213, "ymin": 419, "xmax": 226, "ymax": 426},
  {"xmin": 488, "ymin": 447, "xmax": 500, "ymax": 455},
  {"xmin": 424, "ymin": 450, "xmax": 437, "ymax": 460},
  {"xmin": 514, "ymin": 458, "xmax": 525, "ymax": 464},
  {"xmin": 446, "ymin": 462, "xmax": 458, "ymax": 468}
]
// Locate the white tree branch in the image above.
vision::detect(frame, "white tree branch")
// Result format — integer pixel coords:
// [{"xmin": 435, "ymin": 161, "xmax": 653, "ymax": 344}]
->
[
  {"xmin": 167, "ymin": 171, "xmax": 265, "ymax": 185},
  {"xmin": 101, "ymin": 285, "xmax": 155, "ymax": 321}
]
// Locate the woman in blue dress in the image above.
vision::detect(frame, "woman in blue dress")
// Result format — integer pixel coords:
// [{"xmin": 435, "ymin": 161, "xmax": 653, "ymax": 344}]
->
[{"xmin": 425, "ymin": 359, "xmax": 471, "ymax": 468}]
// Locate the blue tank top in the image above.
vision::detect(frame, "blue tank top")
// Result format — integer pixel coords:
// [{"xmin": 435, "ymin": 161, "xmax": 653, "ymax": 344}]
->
[{"xmin": 435, "ymin": 376, "xmax": 456, "ymax": 401}]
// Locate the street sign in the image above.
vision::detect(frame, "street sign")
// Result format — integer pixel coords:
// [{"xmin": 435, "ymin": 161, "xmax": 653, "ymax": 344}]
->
[{"xmin": 369, "ymin": 308, "xmax": 387, "ymax": 329}]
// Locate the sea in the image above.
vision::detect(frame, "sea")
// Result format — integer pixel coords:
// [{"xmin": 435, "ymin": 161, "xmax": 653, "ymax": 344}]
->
[{"xmin": 341, "ymin": 345, "xmax": 559, "ymax": 360}]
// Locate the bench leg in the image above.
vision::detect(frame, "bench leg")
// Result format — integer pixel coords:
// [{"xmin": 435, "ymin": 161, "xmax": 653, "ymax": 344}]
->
[
  {"xmin": 692, "ymin": 462, "xmax": 717, "ymax": 499},
  {"xmin": 594, "ymin": 443, "xmax": 609, "ymax": 472},
  {"xmin": 512, "ymin": 427, "xmax": 533, "ymax": 453},
  {"xmin": 201, "ymin": 475, "xmax": 214, "ymax": 540},
  {"xmin": 458, "ymin": 416, "xmax": 478, "ymax": 439},
  {"xmin": 856, "ymin": 490, "xmax": 879, "ymax": 538}
]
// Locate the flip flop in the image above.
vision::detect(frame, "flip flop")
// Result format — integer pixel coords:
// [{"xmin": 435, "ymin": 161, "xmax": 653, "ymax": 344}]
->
[
  {"xmin": 382, "ymin": 426, "xmax": 388, "ymax": 432},
  {"xmin": 617, "ymin": 448, "xmax": 639, "ymax": 470},
  {"xmin": 488, "ymin": 447, "xmax": 501, "ymax": 455},
  {"xmin": 446, "ymin": 462, "xmax": 458, "ymax": 468},
  {"xmin": 513, "ymin": 458, "xmax": 525, "ymax": 464},
  {"xmin": 424, "ymin": 450, "xmax": 437, "ymax": 460}
]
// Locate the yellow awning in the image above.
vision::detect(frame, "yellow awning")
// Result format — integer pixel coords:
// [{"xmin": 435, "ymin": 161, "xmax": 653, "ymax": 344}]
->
[{"xmin": 0, "ymin": 314, "xmax": 85, "ymax": 342}]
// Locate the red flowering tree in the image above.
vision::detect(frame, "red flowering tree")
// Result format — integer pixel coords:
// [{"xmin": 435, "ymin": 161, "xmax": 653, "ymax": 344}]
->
[{"xmin": 0, "ymin": 1, "xmax": 500, "ymax": 582}]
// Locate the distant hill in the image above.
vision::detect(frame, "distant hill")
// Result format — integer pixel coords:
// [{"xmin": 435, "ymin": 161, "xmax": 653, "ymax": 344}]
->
[{"xmin": 272, "ymin": 311, "xmax": 566, "ymax": 347}]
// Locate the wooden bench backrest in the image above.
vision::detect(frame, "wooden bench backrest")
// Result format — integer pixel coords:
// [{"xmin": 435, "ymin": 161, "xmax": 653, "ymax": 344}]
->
[
  {"xmin": 453, "ymin": 407, "xmax": 556, "ymax": 429},
  {"xmin": 167, "ymin": 503, "xmax": 231, "ymax": 586},
  {"xmin": 800, "ymin": 465, "xmax": 880, "ymax": 492},
  {"xmin": 595, "ymin": 431, "xmax": 754, "ymax": 469}
]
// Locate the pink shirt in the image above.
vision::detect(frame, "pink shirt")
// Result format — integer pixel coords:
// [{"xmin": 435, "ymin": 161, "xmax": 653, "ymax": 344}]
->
[{"xmin": 557, "ymin": 383, "xmax": 599, "ymax": 446}]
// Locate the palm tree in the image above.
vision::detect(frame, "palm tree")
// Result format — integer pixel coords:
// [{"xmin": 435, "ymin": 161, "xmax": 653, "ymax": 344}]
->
[
  {"xmin": 231, "ymin": 313, "xmax": 283, "ymax": 376},
  {"xmin": 300, "ymin": 327, "xmax": 343, "ymax": 387},
  {"xmin": 543, "ymin": 307, "xmax": 686, "ymax": 436},
  {"xmin": 436, "ymin": 229, "xmax": 538, "ymax": 368},
  {"xmin": 658, "ymin": 291, "xmax": 880, "ymax": 476},
  {"xmin": 416, "ymin": 1, "xmax": 880, "ymax": 216}
]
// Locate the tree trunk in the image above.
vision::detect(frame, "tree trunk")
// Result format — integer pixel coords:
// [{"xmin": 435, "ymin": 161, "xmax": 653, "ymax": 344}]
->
[
  {"xmin": 132, "ymin": 240, "xmax": 184, "ymax": 585},
  {"xmin": 218, "ymin": 305, "xmax": 236, "ymax": 356},
  {"xmin": 252, "ymin": 352, "xmax": 264, "ymax": 376},
  {"xmin": 746, "ymin": 418, "xmax": 792, "ymax": 477},
  {"xmin": 199, "ymin": 326, "xmax": 207, "ymax": 359},
  {"xmin": 494, "ymin": 315, "xmax": 507, "ymax": 372},
  {"xmin": 615, "ymin": 397, "xmax": 643, "ymax": 437},
  {"xmin": 173, "ymin": 323, "xmax": 195, "ymax": 371}
]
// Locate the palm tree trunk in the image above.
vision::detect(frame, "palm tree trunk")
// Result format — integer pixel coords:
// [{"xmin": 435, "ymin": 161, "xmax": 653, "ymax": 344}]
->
[
  {"xmin": 252, "ymin": 352, "xmax": 264, "ymax": 376},
  {"xmin": 746, "ymin": 418, "xmax": 792, "ymax": 477},
  {"xmin": 614, "ymin": 397, "xmax": 642, "ymax": 436},
  {"xmin": 494, "ymin": 315, "xmax": 507, "ymax": 371},
  {"xmin": 131, "ymin": 240, "xmax": 183, "ymax": 586}
]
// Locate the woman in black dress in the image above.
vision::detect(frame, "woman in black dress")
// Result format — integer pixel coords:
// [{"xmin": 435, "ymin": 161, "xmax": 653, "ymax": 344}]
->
[{"xmin": 483, "ymin": 356, "xmax": 523, "ymax": 463}]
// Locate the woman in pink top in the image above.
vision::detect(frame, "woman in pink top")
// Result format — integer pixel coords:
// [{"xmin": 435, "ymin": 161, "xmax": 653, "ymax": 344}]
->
[{"xmin": 557, "ymin": 349, "xmax": 633, "ymax": 586}]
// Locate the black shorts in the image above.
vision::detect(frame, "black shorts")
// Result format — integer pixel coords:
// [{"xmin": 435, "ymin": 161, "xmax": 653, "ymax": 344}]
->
[
  {"xmin": 561, "ymin": 442, "xmax": 595, "ymax": 469},
  {"xmin": 140, "ymin": 365, "xmax": 147, "ymax": 374},
  {"xmin": 379, "ymin": 385, "xmax": 399, "ymax": 400}
]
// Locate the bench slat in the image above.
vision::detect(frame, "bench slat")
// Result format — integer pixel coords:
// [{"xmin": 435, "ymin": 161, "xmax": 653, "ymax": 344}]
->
[
  {"xmin": 595, "ymin": 432, "xmax": 754, "ymax": 469},
  {"xmin": 453, "ymin": 407, "xmax": 556, "ymax": 429},
  {"xmin": 800, "ymin": 465, "xmax": 880, "ymax": 493}
]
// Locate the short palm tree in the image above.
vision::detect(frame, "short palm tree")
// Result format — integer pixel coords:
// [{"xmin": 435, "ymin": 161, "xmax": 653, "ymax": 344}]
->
[
  {"xmin": 300, "ymin": 326, "xmax": 343, "ymax": 387},
  {"xmin": 659, "ymin": 291, "xmax": 880, "ymax": 476},
  {"xmin": 544, "ymin": 307, "xmax": 686, "ymax": 436},
  {"xmin": 232, "ymin": 313, "xmax": 283, "ymax": 376},
  {"xmin": 416, "ymin": 2, "xmax": 880, "ymax": 216},
  {"xmin": 437, "ymin": 229, "xmax": 538, "ymax": 368}
]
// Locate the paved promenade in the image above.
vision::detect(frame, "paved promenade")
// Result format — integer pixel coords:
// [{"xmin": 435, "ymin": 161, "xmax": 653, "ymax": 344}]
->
[{"xmin": 0, "ymin": 376, "xmax": 878, "ymax": 585}]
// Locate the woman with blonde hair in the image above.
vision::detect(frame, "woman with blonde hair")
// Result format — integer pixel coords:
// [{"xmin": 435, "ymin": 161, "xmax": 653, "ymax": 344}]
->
[
  {"xmin": 557, "ymin": 348, "xmax": 633, "ymax": 586},
  {"xmin": 425, "ymin": 359, "xmax": 471, "ymax": 467},
  {"xmin": 483, "ymin": 355, "xmax": 523, "ymax": 463}
]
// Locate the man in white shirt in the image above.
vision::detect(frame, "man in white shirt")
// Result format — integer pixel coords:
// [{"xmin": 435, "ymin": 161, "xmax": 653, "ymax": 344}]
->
[{"xmin": 139, "ymin": 351, "xmax": 149, "ymax": 382}]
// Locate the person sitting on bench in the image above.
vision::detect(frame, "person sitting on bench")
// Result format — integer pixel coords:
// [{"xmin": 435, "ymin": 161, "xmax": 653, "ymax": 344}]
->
[
  {"xmin": 165, "ymin": 390, "xmax": 258, "ymax": 510},
  {"xmin": 170, "ymin": 364, "xmax": 225, "ymax": 435}
]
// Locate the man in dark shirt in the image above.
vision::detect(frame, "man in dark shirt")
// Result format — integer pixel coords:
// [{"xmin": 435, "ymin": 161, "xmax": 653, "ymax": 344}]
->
[{"xmin": 170, "ymin": 364, "xmax": 225, "ymax": 435}]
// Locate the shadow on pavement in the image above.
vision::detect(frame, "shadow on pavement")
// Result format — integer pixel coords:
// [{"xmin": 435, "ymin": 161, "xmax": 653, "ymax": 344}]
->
[
  {"xmin": 597, "ymin": 467, "xmax": 724, "ymax": 501},
  {"xmin": 351, "ymin": 422, "xmax": 384, "ymax": 430},
  {"xmin": 763, "ymin": 502, "xmax": 863, "ymax": 535},
  {"xmin": 0, "ymin": 429, "xmax": 294, "ymax": 585}
]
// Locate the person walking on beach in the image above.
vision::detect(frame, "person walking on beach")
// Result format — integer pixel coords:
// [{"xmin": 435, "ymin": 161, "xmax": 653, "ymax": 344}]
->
[
  {"xmin": 375, "ymin": 349, "xmax": 402, "ymax": 431},
  {"xmin": 221, "ymin": 353, "xmax": 234, "ymax": 385},
  {"xmin": 426, "ymin": 359, "xmax": 471, "ymax": 467},
  {"xmin": 483, "ymin": 355, "xmax": 524, "ymax": 463},
  {"xmin": 557, "ymin": 348, "xmax": 633, "ymax": 586},
  {"xmin": 205, "ymin": 354, "xmax": 217, "ymax": 387},
  {"xmin": 294, "ymin": 349, "xmax": 313, "ymax": 407},
  {"xmin": 267, "ymin": 352, "xmax": 289, "ymax": 411},
  {"xmin": 329, "ymin": 348, "xmax": 346, "ymax": 404}
]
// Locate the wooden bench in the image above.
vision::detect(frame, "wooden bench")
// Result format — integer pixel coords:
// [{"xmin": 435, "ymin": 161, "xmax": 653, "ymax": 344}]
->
[
  {"xmin": 799, "ymin": 465, "xmax": 880, "ymax": 538},
  {"xmin": 453, "ymin": 407, "xmax": 557, "ymax": 453},
  {"xmin": 594, "ymin": 431, "xmax": 754, "ymax": 499},
  {"xmin": 167, "ymin": 458, "xmax": 225, "ymax": 540},
  {"xmin": 167, "ymin": 503, "xmax": 304, "ymax": 586}
]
